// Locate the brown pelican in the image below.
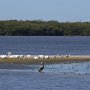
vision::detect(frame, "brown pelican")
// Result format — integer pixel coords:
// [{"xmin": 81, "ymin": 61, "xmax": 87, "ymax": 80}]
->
[{"xmin": 39, "ymin": 62, "xmax": 44, "ymax": 72}]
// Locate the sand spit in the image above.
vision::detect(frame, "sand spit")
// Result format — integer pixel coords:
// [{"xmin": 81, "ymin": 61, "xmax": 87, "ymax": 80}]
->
[{"xmin": 0, "ymin": 54, "xmax": 90, "ymax": 64}]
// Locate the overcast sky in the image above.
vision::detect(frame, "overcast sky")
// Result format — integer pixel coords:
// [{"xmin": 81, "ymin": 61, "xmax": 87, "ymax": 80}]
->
[{"xmin": 0, "ymin": 0, "xmax": 90, "ymax": 22}]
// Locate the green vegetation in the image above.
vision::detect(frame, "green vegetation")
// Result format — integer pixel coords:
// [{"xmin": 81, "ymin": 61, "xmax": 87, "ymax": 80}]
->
[{"xmin": 0, "ymin": 20, "xmax": 90, "ymax": 36}]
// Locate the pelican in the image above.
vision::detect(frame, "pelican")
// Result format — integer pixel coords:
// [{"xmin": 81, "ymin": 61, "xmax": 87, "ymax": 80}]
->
[{"xmin": 39, "ymin": 62, "xmax": 44, "ymax": 72}]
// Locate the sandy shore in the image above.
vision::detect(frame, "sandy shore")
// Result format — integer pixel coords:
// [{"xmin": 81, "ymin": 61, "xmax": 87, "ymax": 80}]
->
[{"xmin": 0, "ymin": 55, "xmax": 90, "ymax": 64}]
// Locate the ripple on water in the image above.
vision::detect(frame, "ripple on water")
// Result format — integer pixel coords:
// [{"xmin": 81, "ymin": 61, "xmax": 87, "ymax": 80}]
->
[{"xmin": 0, "ymin": 62, "xmax": 90, "ymax": 90}]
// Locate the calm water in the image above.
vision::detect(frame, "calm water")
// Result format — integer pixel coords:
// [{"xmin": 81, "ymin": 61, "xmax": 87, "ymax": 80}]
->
[
  {"xmin": 0, "ymin": 36, "xmax": 90, "ymax": 90},
  {"xmin": 0, "ymin": 62, "xmax": 90, "ymax": 90},
  {"xmin": 0, "ymin": 36, "xmax": 90, "ymax": 55}
]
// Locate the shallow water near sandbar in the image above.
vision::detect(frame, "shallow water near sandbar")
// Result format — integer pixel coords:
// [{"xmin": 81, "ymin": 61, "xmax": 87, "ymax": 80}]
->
[
  {"xmin": 45, "ymin": 62, "xmax": 90, "ymax": 74},
  {"xmin": 0, "ymin": 62, "xmax": 90, "ymax": 90}
]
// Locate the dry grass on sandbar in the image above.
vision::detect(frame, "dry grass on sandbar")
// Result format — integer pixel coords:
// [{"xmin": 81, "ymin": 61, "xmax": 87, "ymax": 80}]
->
[{"xmin": 0, "ymin": 55, "xmax": 90, "ymax": 64}]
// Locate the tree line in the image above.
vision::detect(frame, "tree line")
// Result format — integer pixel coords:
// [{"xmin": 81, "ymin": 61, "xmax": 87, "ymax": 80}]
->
[{"xmin": 0, "ymin": 20, "xmax": 90, "ymax": 36}]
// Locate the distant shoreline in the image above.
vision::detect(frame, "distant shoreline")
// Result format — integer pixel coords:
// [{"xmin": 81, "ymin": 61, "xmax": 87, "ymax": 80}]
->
[
  {"xmin": 0, "ymin": 20, "xmax": 90, "ymax": 36},
  {"xmin": 0, "ymin": 55, "xmax": 90, "ymax": 64}
]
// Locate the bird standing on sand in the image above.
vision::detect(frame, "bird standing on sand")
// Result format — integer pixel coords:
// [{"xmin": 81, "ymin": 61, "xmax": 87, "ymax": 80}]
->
[{"xmin": 39, "ymin": 62, "xmax": 44, "ymax": 72}]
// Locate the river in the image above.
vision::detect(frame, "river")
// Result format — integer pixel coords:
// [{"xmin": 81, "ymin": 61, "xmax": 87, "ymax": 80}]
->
[{"xmin": 0, "ymin": 36, "xmax": 90, "ymax": 90}]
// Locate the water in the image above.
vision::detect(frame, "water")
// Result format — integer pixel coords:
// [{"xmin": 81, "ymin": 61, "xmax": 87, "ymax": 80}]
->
[
  {"xmin": 45, "ymin": 62, "xmax": 90, "ymax": 74},
  {"xmin": 0, "ymin": 62, "xmax": 90, "ymax": 90},
  {"xmin": 0, "ymin": 36, "xmax": 90, "ymax": 55},
  {"xmin": 0, "ymin": 36, "xmax": 90, "ymax": 90},
  {"xmin": 0, "ymin": 70, "xmax": 88, "ymax": 90}
]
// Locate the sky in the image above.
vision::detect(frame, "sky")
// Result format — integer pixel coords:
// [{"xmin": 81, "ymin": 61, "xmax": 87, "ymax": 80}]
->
[{"xmin": 0, "ymin": 0, "xmax": 90, "ymax": 22}]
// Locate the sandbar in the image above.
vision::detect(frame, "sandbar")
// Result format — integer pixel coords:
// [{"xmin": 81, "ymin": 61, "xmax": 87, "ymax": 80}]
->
[{"xmin": 0, "ymin": 55, "xmax": 90, "ymax": 64}]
